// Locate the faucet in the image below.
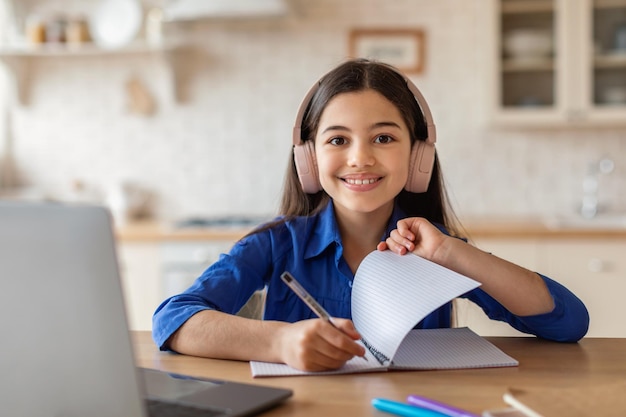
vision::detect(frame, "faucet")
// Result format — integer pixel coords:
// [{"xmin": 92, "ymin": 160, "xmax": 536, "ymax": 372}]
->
[{"xmin": 580, "ymin": 157, "xmax": 614, "ymax": 219}]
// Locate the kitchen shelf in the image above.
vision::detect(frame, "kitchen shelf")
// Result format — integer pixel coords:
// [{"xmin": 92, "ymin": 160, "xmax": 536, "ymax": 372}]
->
[
  {"xmin": 594, "ymin": 52, "xmax": 626, "ymax": 68},
  {"xmin": 595, "ymin": 0, "xmax": 626, "ymax": 9},
  {"xmin": 502, "ymin": 58, "xmax": 554, "ymax": 72},
  {"xmin": 0, "ymin": 40, "xmax": 188, "ymax": 105},
  {"xmin": 0, "ymin": 40, "xmax": 174, "ymax": 56},
  {"xmin": 501, "ymin": 0, "xmax": 554, "ymax": 14}
]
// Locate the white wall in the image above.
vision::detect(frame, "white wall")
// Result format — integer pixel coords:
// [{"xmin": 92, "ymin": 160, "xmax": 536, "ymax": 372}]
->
[{"xmin": 2, "ymin": 0, "xmax": 625, "ymax": 221}]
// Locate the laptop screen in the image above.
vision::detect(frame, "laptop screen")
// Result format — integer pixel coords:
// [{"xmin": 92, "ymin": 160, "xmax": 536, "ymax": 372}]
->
[
  {"xmin": 0, "ymin": 202, "xmax": 148, "ymax": 417},
  {"xmin": 1, "ymin": 202, "xmax": 292, "ymax": 417}
]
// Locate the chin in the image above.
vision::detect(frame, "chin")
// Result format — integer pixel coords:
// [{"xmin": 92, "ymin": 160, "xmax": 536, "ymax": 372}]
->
[{"xmin": 335, "ymin": 198, "xmax": 395, "ymax": 216}]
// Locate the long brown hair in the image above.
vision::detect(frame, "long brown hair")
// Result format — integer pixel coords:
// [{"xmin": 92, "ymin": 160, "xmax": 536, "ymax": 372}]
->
[{"xmin": 259, "ymin": 59, "xmax": 460, "ymax": 236}]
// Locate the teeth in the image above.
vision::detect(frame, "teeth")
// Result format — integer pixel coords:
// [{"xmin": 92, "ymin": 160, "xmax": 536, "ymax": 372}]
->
[{"xmin": 345, "ymin": 178, "xmax": 377, "ymax": 185}]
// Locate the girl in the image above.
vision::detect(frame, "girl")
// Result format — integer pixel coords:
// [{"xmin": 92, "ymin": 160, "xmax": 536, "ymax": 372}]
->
[{"xmin": 152, "ymin": 59, "xmax": 589, "ymax": 372}]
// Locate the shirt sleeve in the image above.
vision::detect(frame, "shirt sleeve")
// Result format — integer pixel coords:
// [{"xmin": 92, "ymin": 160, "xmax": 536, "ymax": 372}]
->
[
  {"xmin": 462, "ymin": 274, "xmax": 589, "ymax": 342},
  {"xmin": 151, "ymin": 230, "xmax": 274, "ymax": 350}
]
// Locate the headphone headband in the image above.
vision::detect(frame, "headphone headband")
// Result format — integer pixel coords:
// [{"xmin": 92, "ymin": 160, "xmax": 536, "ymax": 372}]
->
[{"xmin": 292, "ymin": 66, "xmax": 437, "ymax": 147}]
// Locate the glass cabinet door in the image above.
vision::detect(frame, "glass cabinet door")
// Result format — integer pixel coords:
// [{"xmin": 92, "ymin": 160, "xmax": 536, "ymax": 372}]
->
[
  {"xmin": 491, "ymin": 0, "xmax": 626, "ymax": 127},
  {"xmin": 591, "ymin": 0, "xmax": 626, "ymax": 108},
  {"xmin": 499, "ymin": 0, "xmax": 557, "ymax": 109}
]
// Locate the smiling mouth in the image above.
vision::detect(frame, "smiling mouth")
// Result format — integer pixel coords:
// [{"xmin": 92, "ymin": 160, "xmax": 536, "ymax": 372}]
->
[{"xmin": 343, "ymin": 177, "xmax": 381, "ymax": 185}]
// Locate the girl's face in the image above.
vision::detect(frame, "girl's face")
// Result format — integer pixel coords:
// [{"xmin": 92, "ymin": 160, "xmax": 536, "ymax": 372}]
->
[{"xmin": 314, "ymin": 89, "xmax": 412, "ymax": 218}]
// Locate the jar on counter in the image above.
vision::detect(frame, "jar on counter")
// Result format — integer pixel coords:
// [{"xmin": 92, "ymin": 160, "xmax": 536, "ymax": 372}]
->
[
  {"xmin": 65, "ymin": 16, "xmax": 91, "ymax": 45},
  {"xmin": 45, "ymin": 15, "xmax": 67, "ymax": 43},
  {"xmin": 25, "ymin": 14, "xmax": 46, "ymax": 44}
]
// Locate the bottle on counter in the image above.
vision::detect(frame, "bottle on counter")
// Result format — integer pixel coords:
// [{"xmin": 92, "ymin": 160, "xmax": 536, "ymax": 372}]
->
[{"xmin": 145, "ymin": 7, "xmax": 164, "ymax": 47}]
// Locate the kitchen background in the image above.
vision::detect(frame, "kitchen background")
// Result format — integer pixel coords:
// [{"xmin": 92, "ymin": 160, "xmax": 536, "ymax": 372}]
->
[
  {"xmin": 2, "ymin": 0, "xmax": 626, "ymax": 336},
  {"xmin": 1, "ymin": 0, "xmax": 624, "ymax": 224}
]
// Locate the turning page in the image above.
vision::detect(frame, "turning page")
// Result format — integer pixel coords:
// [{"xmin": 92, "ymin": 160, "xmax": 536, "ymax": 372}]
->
[{"xmin": 352, "ymin": 250, "xmax": 480, "ymax": 363}]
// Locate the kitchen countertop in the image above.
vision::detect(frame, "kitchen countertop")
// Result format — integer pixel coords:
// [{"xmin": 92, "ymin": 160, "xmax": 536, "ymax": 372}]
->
[
  {"xmin": 115, "ymin": 220, "xmax": 255, "ymax": 242},
  {"xmin": 115, "ymin": 217, "xmax": 626, "ymax": 242},
  {"xmin": 458, "ymin": 216, "xmax": 626, "ymax": 239}
]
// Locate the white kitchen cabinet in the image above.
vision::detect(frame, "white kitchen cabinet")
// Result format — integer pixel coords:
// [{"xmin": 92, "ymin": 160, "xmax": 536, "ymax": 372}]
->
[
  {"xmin": 540, "ymin": 238, "xmax": 626, "ymax": 337},
  {"xmin": 457, "ymin": 236, "xmax": 626, "ymax": 338},
  {"xmin": 160, "ymin": 239, "xmax": 266, "ymax": 320},
  {"xmin": 488, "ymin": 0, "xmax": 626, "ymax": 128},
  {"xmin": 116, "ymin": 242, "xmax": 161, "ymax": 331},
  {"xmin": 160, "ymin": 240, "xmax": 235, "ymax": 300},
  {"xmin": 117, "ymin": 236, "xmax": 264, "ymax": 331},
  {"xmin": 116, "ymin": 239, "xmax": 233, "ymax": 331}
]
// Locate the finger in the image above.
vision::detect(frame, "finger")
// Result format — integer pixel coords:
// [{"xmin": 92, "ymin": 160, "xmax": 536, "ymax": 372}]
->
[
  {"xmin": 387, "ymin": 230, "xmax": 414, "ymax": 254},
  {"xmin": 286, "ymin": 321, "xmax": 354, "ymax": 371},
  {"xmin": 302, "ymin": 349, "xmax": 352, "ymax": 371},
  {"xmin": 331, "ymin": 318, "xmax": 361, "ymax": 340},
  {"xmin": 396, "ymin": 220, "xmax": 416, "ymax": 241},
  {"xmin": 296, "ymin": 331, "xmax": 358, "ymax": 370},
  {"xmin": 384, "ymin": 237, "xmax": 408, "ymax": 255},
  {"xmin": 320, "ymin": 321, "xmax": 366, "ymax": 358}
]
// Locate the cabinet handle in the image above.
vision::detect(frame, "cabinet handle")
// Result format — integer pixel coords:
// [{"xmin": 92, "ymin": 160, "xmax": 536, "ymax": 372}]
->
[{"xmin": 587, "ymin": 258, "xmax": 606, "ymax": 273}]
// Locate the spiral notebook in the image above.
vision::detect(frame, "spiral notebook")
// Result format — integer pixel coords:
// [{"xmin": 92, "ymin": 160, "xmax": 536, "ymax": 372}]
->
[{"xmin": 251, "ymin": 250, "xmax": 518, "ymax": 377}]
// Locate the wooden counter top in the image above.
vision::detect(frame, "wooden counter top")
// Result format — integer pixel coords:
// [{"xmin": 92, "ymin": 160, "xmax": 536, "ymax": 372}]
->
[
  {"xmin": 115, "ymin": 218, "xmax": 626, "ymax": 242},
  {"xmin": 115, "ymin": 220, "xmax": 254, "ymax": 242},
  {"xmin": 460, "ymin": 217, "xmax": 626, "ymax": 240},
  {"xmin": 132, "ymin": 331, "xmax": 626, "ymax": 416}
]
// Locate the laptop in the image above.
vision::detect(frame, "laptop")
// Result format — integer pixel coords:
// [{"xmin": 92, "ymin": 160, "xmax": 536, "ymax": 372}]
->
[{"xmin": 0, "ymin": 201, "xmax": 292, "ymax": 417}]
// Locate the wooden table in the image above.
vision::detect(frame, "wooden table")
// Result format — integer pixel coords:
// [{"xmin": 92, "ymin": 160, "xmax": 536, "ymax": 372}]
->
[{"xmin": 132, "ymin": 332, "xmax": 625, "ymax": 416}]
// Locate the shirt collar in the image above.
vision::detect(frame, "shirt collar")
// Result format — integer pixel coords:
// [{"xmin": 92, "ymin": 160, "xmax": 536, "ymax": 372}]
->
[
  {"xmin": 303, "ymin": 201, "xmax": 340, "ymax": 259},
  {"xmin": 303, "ymin": 199, "xmax": 409, "ymax": 259}
]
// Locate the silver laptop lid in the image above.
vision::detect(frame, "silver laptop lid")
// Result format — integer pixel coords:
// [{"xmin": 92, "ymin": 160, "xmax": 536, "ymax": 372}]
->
[{"xmin": 0, "ymin": 202, "xmax": 146, "ymax": 417}]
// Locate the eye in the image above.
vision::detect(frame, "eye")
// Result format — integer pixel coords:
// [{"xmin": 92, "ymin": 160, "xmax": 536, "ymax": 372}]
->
[
  {"xmin": 374, "ymin": 135, "xmax": 394, "ymax": 144},
  {"xmin": 329, "ymin": 136, "xmax": 347, "ymax": 146}
]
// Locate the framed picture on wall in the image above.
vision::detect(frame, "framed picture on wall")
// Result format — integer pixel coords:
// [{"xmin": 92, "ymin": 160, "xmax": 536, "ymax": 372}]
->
[{"xmin": 348, "ymin": 29, "xmax": 426, "ymax": 74}]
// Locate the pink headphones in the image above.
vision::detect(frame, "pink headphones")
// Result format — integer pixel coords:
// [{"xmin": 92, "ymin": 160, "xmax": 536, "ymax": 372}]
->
[{"xmin": 292, "ymin": 66, "xmax": 437, "ymax": 194}]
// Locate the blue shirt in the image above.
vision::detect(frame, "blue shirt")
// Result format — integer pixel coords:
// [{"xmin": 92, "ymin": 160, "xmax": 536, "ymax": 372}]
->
[{"xmin": 152, "ymin": 201, "xmax": 589, "ymax": 349}]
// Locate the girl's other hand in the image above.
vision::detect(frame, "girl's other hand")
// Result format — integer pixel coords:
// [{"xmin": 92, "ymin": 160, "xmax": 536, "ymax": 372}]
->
[
  {"xmin": 377, "ymin": 217, "xmax": 447, "ymax": 261},
  {"xmin": 277, "ymin": 318, "xmax": 365, "ymax": 371}
]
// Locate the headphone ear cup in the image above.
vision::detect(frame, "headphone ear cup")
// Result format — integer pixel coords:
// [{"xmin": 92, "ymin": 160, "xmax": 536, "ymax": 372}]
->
[
  {"xmin": 405, "ymin": 140, "xmax": 436, "ymax": 193},
  {"xmin": 293, "ymin": 141, "xmax": 321, "ymax": 194}
]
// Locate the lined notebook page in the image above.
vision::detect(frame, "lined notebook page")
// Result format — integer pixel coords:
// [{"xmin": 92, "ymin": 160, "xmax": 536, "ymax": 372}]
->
[
  {"xmin": 250, "ymin": 328, "xmax": 517, "ymax": 377},
  {"xmin": 352, "ymin": 250, "xmax": 480, "ymax": 360},
  {"xmin": 391, "ymin": 327, "xmax": 519, "ymax": 369}
]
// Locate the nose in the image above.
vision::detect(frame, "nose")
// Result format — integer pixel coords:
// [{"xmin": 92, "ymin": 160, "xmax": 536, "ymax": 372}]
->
[{"xmin": 347, "ymin": 141, "xmax": 375, "ymax": 167}]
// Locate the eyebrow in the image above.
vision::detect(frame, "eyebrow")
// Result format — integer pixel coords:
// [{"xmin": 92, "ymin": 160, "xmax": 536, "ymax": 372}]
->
[{"xmin": 321, "ymin": 121, "xmax": 403, "ymax": 134}]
